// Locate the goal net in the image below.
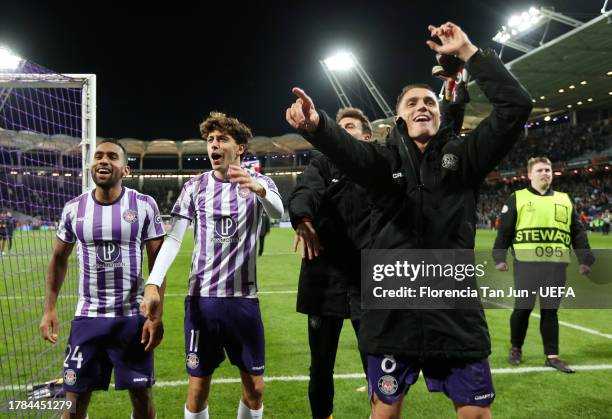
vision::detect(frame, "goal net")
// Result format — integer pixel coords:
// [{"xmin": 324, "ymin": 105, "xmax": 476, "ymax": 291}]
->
[{"xmin": 0, "ymin": 49, "xmax": 95, "ymax": 416}]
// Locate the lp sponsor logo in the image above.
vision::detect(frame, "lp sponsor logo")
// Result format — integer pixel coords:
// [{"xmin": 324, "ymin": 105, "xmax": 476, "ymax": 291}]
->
[
  {"xmin": 214, "ymin": 216, "xmax": 237, "ymax": 238},
  {"xmin": 96, "ymin": 241, "xmax": 121, "ymax": 263}
]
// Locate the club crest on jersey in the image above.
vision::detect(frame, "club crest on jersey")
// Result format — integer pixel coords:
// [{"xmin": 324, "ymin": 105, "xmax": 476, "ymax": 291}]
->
[
  {"xmin": 238, "ymin": 187, "xmax": 252, "ymax": 199},
  {"xmin": 96, "ymin": 241, "xmax": 121, "ymax": 264},
  {"xmin": 64, "ymin": 369, "xmax": 77, "ymax": 386},
  {"xmin": 123, "ymin": 209, "xmax": 138, "ymax": 224},
  {"xmin": 442, "ymin": 153, "xmax": 459, "ymax": 171},
  {"xmin": 186, "ymin": 353, "xmax": 200, "ymax": 369},
  {"xmin": 378, "ymin": 375, "xmax": 398, "ymax": 395},
  {"xmin": 214, "ymin": 215, "xmax": 238, "ymax": 240}
]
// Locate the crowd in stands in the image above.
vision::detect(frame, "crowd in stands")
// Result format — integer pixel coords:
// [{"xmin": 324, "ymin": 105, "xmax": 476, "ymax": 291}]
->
[
  {"xmin": 2, "ymin": 118, "xmax": 611, "ymax": 230},
  {"xmin": 477, "ymin": 171, "xmax": 612, "ymax": 230},
  {"xmin": 499, "ymin": 119, "xmax": 612, "ymax": 170}
]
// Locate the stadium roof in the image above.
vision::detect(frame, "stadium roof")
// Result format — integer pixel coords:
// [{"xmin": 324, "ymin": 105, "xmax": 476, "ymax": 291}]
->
[
  {"xmin": 464, "ymin": 10, "xmax": 612, "ymax": 129},
  {"xmin": 117, "ymin": 134, "xmax": 312, "ymax": 157}
]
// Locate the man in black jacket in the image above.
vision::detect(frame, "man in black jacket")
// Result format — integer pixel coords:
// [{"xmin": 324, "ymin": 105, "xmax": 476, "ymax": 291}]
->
[
  {"xmin": 286, "ymin": 22, "xmax": 532, "ymax": 419},
  {"xmin": 289, "ymin": 107, "xmax": 373, "ymax": 419}
]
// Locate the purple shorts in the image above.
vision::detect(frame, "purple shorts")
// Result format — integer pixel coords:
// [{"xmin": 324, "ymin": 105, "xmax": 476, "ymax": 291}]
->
[
  {"xmin": 368, "ymin": 355, "xmax": 495, "ymax": 407},
  {"xmin": 184, "ymin": 297, "xmax": 265, "ymax": 376},
  {"xmin": 63, "ymin": 316, "xmax": 154, "ymax": 393}
]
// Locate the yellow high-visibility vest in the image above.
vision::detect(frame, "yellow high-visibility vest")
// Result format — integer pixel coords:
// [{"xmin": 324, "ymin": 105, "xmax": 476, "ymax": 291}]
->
[{"xmin": 513, "ymin": 188, "xmax": 572, "ymax": 263}]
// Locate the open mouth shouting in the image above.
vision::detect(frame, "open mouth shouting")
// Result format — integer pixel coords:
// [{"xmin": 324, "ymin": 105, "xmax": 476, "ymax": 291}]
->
[{"xmin": 210, "ymin": 151, "xmax": 223, "ymax": 166}]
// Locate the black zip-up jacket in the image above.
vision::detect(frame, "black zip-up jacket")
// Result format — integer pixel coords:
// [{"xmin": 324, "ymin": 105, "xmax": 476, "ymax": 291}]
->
[
  {"xmin": 492, "ymin": 186, "xmax": 595, "ymax": 266},
  {"xmin": 289, "ymin": 150, "xmax": 371, "ymax": 319},
  {"xmin": 289, "ymin": 104, "xmax": 465, "ymax": 320},
  {"xmin": 301, "ymin": 49, "xmax": 533, "ymax": 359}
]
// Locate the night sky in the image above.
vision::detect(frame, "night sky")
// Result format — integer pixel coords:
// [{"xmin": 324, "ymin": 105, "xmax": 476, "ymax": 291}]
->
[{"xmin": 0, "ymin": 0, "xmax": 604, "ymax": 140}]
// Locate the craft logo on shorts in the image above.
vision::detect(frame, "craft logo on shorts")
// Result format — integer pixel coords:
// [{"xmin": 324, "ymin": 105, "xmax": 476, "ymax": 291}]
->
[
  {"xmin": 96, "ymin": 241, "xmax": 121, "ymax": 264},
  {"xmin": 378, "ymin": 374, "xmax": 399, "ymax": 396},
  {"xmin": 474, "ymin": 392, "xmax": 495, "ymax": 401},
  {"xmin": 64, "ymin": 368, "xmax": 77, "ymax": 386},
  {"xmin": 442, "ymin": 153, "xmax": 459, "ymax": 171},
  {"xmin": 123, "ymin": 209, "xmax": 138, "ymax": 224},
  {"xmin": 214, "ymin": 215, "xmax": 238, "ymax": 240},
  {"xmin": 186, "ymin": 352, "xmax": 200, "ymax": 369}
]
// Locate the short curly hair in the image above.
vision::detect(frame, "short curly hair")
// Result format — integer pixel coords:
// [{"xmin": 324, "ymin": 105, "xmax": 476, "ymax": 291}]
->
[{"xmin": 200, "ymin": 112, "xmax": 253, "ymax": 145}]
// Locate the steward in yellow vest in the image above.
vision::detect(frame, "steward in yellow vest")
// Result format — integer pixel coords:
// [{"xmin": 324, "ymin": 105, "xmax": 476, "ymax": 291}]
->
[{"xmin": 492, "ymin": 157, "xmax": 594, "ymax": 374}]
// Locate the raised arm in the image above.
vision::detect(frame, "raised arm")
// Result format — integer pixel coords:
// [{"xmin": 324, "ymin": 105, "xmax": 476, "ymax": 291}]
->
[
  {"xmin": 286, "ymin": 88, "xmax": 393, "ymax": 188},
  {"xmin": 427, "ymin": 22, "xmax": 533, "ymax": 181}
]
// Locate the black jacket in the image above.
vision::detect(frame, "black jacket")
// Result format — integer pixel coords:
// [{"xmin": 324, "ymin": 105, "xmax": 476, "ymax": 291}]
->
[
  {"xmin": 302, "ymin": 49, "xmax": 533, "ymax": 358},
  {"xmin": 289, "ymin": 150, "xmax": 371, "ymax": 319},
  {"xmin": 290, "ymin": 104, "xmax": 464, "ymax": 320},
  {"xmin": 492, "ymin": 186, "xmax": 595, "ymax": 266}
]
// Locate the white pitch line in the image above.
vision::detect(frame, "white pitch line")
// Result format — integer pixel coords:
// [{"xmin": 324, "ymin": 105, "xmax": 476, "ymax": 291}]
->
[
  {"xmin": 0, "ymin": 291, "xmax": 297, "ymax": 300},
  {"xmin": 3, "ymin": 365, "xmax": 612, "ymax": 392},
  {"xmin": 153, "ymin": 364, "xmax": 612, "ymax": 387},
  {"xmin": 163, "ymin": 290, "xmax": 297, "ymax": 298},
  {"xmin": 484, "ymin": 299, "xmax": 612, "ymax": 339}
]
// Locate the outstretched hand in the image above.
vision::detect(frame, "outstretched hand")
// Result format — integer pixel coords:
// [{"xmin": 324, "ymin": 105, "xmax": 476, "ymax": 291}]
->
[
  {"xmin": 293, "ymin": 221, "xmax": 321, "ymax": 260},
  {"xmin": 286, "ymin": 88, "xmax": 320, "ymax": 132},
  {"xmin": 426, "ymin": 22, "xmax": 478, "ymax": 62}
]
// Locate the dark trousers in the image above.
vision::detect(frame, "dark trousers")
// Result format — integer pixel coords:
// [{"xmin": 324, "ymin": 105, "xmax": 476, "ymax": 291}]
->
[
  {"xmin": 510, "ymin": 262, "xmax": 566, "ymax": 356},
  {"xmin": 258, "ymin": 235, "xmax": 265, "ymax": 256},
  {"xmin": 307, "ymin": 315, "xmax": 367, "ymax": 418}
]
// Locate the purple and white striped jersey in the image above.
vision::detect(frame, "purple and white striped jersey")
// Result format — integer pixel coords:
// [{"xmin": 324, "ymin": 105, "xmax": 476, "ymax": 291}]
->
[
  {"xmin": 172, "ymin": 171, "xmax": 279, "ymax": 297},
  {"xmin": 57, "ymin": 187, "xmax": 165, "ymax": 317}
]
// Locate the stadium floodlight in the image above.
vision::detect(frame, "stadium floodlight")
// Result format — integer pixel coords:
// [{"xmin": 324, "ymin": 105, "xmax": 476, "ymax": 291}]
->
[
  {"xmin": 492, "ymin": 6, "xmax": 584, "ymax": 52},
  {"xmin": 323, "ymin": 51, "xmax": 355, "ymax": 71},
  {"xmin": 0, "ymin": 46, "xmax": 22, "ymax": 70},
  {"xmin": 493, "ymin": 7, "xmax": 543, "ymax": 48},
  {"xmin": 320, "ymin": 51, "xmax": 395, "ymax": 118}
]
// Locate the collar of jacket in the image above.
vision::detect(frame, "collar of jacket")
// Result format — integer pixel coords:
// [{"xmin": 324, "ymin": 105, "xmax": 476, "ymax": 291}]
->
[{"xmin": 527, "ymin": 185, "xmax": 554, "ymax": 196}]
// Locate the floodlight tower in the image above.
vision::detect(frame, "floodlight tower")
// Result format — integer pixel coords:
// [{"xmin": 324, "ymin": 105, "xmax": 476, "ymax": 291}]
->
[
  {"xmin": 0, "ymin": 46, "xmax": 23, "ymax": 114},
  {"xmin": 321, "ymin": 51, "xmax": 394, "ymax": 118},
  {"xmin": 492, "ymin": 6, "xmax": 584, "ymax": 52},
  {"xmin": 320, "ymin": 52, "xmax": 353, "ymax": 108}
]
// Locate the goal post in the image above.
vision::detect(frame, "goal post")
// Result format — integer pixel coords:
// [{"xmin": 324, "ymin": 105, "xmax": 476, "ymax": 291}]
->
[{"xmin": 0, "ymin": 53, "xmax": 96, "ymax": 415}]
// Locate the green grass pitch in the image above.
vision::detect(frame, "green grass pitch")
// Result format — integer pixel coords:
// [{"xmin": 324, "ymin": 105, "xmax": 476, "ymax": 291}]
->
[{"xmin": 5, "ymin": 229, "xmax": 612, "ymax": 417}]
